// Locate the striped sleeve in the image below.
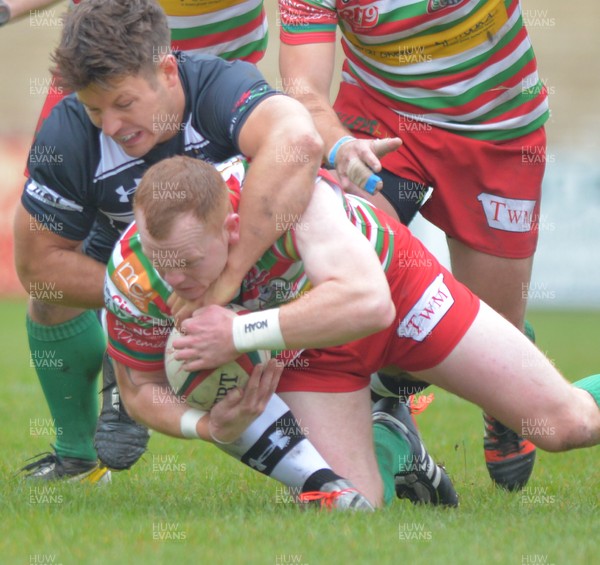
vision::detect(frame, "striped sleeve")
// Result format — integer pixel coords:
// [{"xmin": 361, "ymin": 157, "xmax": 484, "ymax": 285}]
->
[
  {"xmin": 279, "ymin": 0, "xmax": 338, "ymax": 44},
  {"xmin": 166, "ymin": 0, "xmax": 268, "ymax": 62}
]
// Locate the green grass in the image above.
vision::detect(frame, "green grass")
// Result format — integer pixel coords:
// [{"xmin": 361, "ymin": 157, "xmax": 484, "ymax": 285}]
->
[{"xmin": 1, "ymin": 300, "xmax": 599, "ymax": 565}]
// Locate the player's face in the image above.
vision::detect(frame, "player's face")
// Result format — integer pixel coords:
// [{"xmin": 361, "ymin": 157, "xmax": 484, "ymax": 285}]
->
[
  {"xmin": 137, "ymin": 211, "xmax": 240, "ymax": 302},
  {"xmin": 77, "ymin": 59, "xmax": 183, "ymax": 158}
]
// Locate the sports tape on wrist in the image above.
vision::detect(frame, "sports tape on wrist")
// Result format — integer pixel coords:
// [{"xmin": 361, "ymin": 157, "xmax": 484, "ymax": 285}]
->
[
  {"xmin": 180, "ymin": 408, "xmax": 206, "ymax": 439},
  {"xmin": 232, "ymin": 309, "xmax": 286, "ymax": 352},
  {"xmin": 328, "ymin": 135, "xmax": 356, "ymax": 168}
]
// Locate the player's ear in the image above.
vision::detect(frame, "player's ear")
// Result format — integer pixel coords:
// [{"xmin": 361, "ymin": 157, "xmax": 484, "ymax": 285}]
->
[
  {"xmin": 224, "ymin": 213, "xmax": 240, "ymax": 244},
  {"xmin": 157, "ymin": 54, "xmax": 179, "ymax": 87}
]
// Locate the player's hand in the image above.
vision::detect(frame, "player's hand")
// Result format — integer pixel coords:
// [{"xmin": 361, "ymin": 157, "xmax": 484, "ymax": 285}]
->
[
  {"xmin": 199, "ymin": 262, "xmax": 243, "ymax": 308},
  {"xmin": 207, "ymin": 359, "xmax": 282, "ymax": 444},
  {"xmin": 332, "ymin": 137, "xmax": 402, "ymax": 196},
  {"xmin": 167, "ymin": 292, "xmax": 205, "ymax": 328},
  {"xmin": 172, "ymin": 305, "xmax": 238, "ymax": 371},
  {"xmin": 167, "ymin": 266, "xmax": 243, "ymax": 327}
]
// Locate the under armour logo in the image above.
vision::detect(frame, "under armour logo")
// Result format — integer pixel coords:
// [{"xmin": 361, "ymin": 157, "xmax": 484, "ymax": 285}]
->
[{"xmin": 115, "ymin": 178, "xmax": 141, "ymax": 202}]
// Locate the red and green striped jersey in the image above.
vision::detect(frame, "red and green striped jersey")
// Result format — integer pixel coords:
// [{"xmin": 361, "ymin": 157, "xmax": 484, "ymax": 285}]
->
[
  {"xmin": 163, "ymin": 0, "xmax": 268, "ymax": 63},
  {"xmin": 279, "ymin": 0, "xmax": 549, "ymax": 140},
  {"xmin": 104, "ymin": 168, "xmax": 396, "ymax": 371},
  {"xmin": 70, "ymin": 0, "xmax": 268, "ymax": 63},
  {"xmin": 105, "ymin": 157, "xmax": 246, "ymax": 371}
]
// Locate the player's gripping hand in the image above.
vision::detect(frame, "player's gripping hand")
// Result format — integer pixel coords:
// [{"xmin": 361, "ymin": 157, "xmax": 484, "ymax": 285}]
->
[
  {"xmin": 172, "ymin": 305, "xmax": 238, "ymax": 371},
  {"xmin": 199, "ymin": 261, "xmax": 244, "ymax": 309},
  {"xmin": 207, "ymin": 359, "xmax": 282, "ymax": 444},
  {"xmin": 168, "ymin": 292, "xmax": 203, "ymax": 328},
  {"xmin": 167, "ymin": 267, "xmax": 243, "ymax": 327},
  {"xmin": 329, "ymin": 136, "xmax": 403, "ymax": 196}
]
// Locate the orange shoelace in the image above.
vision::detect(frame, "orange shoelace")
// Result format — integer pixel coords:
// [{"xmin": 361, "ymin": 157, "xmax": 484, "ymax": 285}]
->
[
  {"xmin": 409, "ymin": 393, "xmax": 435, "ymax": 415},
  {"xmin": 298, "ymin": 488, "xmax": 355, "ymax": 510}
]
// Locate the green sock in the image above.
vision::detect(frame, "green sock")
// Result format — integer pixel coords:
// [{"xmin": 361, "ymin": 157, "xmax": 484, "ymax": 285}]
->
[
  {"xmin": 524, "ymin": 319, "xmax": 536, "ymax": 343},
  {"xmin": 27, "ymin": 310, "xmax": 105, "ymax": 461},
  {"xmin": 373, "ymin": 422, "xmax": 412, "ymax": 506},
  {"xmin": 573, "ymin": 375, "xmax": 600, "ymax": 408}
]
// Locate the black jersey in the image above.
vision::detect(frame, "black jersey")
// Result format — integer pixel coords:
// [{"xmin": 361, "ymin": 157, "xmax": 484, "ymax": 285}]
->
[{"xmin": 21, "ymin": 53, "xmax": 277, "ymax": 263}]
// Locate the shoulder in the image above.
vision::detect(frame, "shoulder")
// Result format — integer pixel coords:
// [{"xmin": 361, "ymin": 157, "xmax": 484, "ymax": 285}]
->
[
  {"xmin": 106, "ymin": 223, "xmax": 171, "ymax": 323},
  {"xmin": 29, "ymin": 95, "xmax": 98, "ymax": 183},
  {"xmin": 178, "ymin": 52, "xmax": 278, "ymax": 150},
  {"xmin": 34, "ymin": 95, "xmax": 96, "ymax": 152},
  {"xmin": 179, "ymin": 53, "xmax": 263, "ymax": 89}
]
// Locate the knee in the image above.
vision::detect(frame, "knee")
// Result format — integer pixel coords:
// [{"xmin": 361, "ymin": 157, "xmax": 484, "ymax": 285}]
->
[
  {"xmin": 529, "ymin": 409, "xmax": 595, "ymax": 452},
  {"xmin": 117, "ymin": 379, "xmax": 158, "ymax": 429},
  {"xmin": 117, "ymin": 385, "xmax": 142, "ymax": 424},
  {"xmin": 537, "ymin": 427, "xmax": 594, "ymax": 453}
]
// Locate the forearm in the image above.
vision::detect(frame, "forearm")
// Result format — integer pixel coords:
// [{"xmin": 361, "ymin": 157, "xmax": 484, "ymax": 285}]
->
[
  {"xmin": 235, "ymin": 153, "xmax": 317, "ymax": 266},
  {"xmin": 293, "ymin": 89, "xmax": 352, "ymax": 156},
  {"xmin": 14, "ymin": 206, "xmax": 106, "ymax": 308},
  {"xmin": 279, "ymin": 42, "xmax": 402, "ymax": 195},
  {"xmin": 227, "ymin": 182, "xmax": 396, "ymax": 354},
  {"xmin": 233, "ymin": 99, "xmax": 323, "ymax": 280},
  {"xmin": 134, "ymin": 384, "xmax": 211, "ymax": 441},
  {"xmin": 18, "ymin": 248, "xmax": 106, "ymax": 309},
  {"xmin": 115, "ymin": 360, "xmax": 282, "ymax": 445},
  {"xmin": 232, "ymin": 285, "xmax": 394, "ymax": 356},
  {"xmin": 279, "ymin": 43, "xmax": 348, "ymax": 156},
  {"xmin": 114, "ymin": 363, "xmax": 212, "ymax": 441}
]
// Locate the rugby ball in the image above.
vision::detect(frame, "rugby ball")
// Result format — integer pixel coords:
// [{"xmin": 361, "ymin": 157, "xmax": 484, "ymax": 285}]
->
[{"xmin": 164, "ymin": 306, "xmax": 271, "ymax": 411}]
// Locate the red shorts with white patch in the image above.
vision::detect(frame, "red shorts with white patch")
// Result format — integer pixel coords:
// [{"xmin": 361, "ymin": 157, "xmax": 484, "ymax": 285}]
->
[
  {"xmin": 277, "ymin": 226, "xmax": 480, "ymax": 393},
  {"xmin": 333, "ymin": 82, "xmax": 546, "ymax": 259}
]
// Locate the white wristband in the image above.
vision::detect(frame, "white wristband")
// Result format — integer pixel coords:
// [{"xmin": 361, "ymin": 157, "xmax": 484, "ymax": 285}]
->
[
  {"xmin": 180, "ymin": 408, "xmax": 206, "ymax": 439},
  {"xmin": 231, "ymin": 309, "xmax": 286, "ymax": 352}
]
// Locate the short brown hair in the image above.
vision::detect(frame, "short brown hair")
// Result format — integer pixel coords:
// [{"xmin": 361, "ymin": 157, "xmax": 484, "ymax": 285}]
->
[
  {"xmin": 52, "ymin": 0, "xmax": 171, "ymax": 91},
  {"xmin": 134, "ymin": 156, "xmax": 231, "ymax": 240}
]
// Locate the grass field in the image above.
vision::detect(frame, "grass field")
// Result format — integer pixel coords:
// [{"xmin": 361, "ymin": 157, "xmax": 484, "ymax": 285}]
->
[{"xmin": 1, "ymin": 299, "xmax": 598, "ymax": 565}]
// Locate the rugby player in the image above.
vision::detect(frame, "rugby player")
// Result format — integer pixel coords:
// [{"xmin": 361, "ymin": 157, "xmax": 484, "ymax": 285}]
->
[
  {"xmin": 105, "ymin": 156, "xmax": 461, "ymax": 508},
  {"xmin": 278, "ymin": 0, "xmax": 549, "ymax": 491},
  {"xmin": 109, "ymin": 154, "xmax": 600, "ymax": 506},
  {"xmin": 14, "ymin": 0, "xmax": 319, "ymax": 481}
]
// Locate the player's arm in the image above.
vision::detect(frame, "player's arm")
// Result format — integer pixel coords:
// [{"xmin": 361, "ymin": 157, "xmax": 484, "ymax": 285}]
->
[
  {"xmin": 13, "ymin": 204, "xmax": 106, "ymax": 308},
  {"xmin": 208, "ymin": 94, "xmax": 323, "ymax": 306},
  {"xmin": 278, "ymin": 7, "xmax": 401, "ymax": 194},
  {"xmin": 1, "ymin": 0, "xmax": 62, "ymax": 23},
  {"xmin": 175, "ymin": 181, "xmax": 396, "ymax": 370},
  {"xmin": 278, "ymin": 180, "xmax": 396, "ymax": 348},
  {"xmin": 279, "ymin": 41, "xmax": 346, "ymax": 166},
  {"xmin": 113, "ymin": 358, "xmax": 281, "ymax": 444}
]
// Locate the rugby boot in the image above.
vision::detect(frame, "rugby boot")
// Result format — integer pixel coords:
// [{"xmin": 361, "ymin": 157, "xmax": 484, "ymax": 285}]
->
[
  {"xmin": 20, "ymin": 448, "xmax": 111, "ymax": 483},
  {"xmin": 299, "ymin": 479, "xmax": 375, "ymax": 511},
  {"xmin": 94, "ymin": 353, "xmax": 150, "ymax": 470},
  {"xmin": 373, "ymin": 398, "xmax": 458, "ymax": 506},
  {"xmin": 483, "ymin": 413, "xmax": 536, "ymax": 491}
]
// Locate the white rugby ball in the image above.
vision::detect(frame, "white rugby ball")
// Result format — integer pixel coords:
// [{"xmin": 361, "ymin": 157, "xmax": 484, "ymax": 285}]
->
[{"xmin": 164, "ymin": 306, "xmax": 271, "ymax": 411}]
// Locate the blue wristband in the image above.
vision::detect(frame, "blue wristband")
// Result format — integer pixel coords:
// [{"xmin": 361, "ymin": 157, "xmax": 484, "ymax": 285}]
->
[
  {"xmin": 328, "ymin": 135, "xmax": 356, "ymax": 168},
  {"xmin": 364, "ymin": 174, "xmax": 382, "ymax": 195}
]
